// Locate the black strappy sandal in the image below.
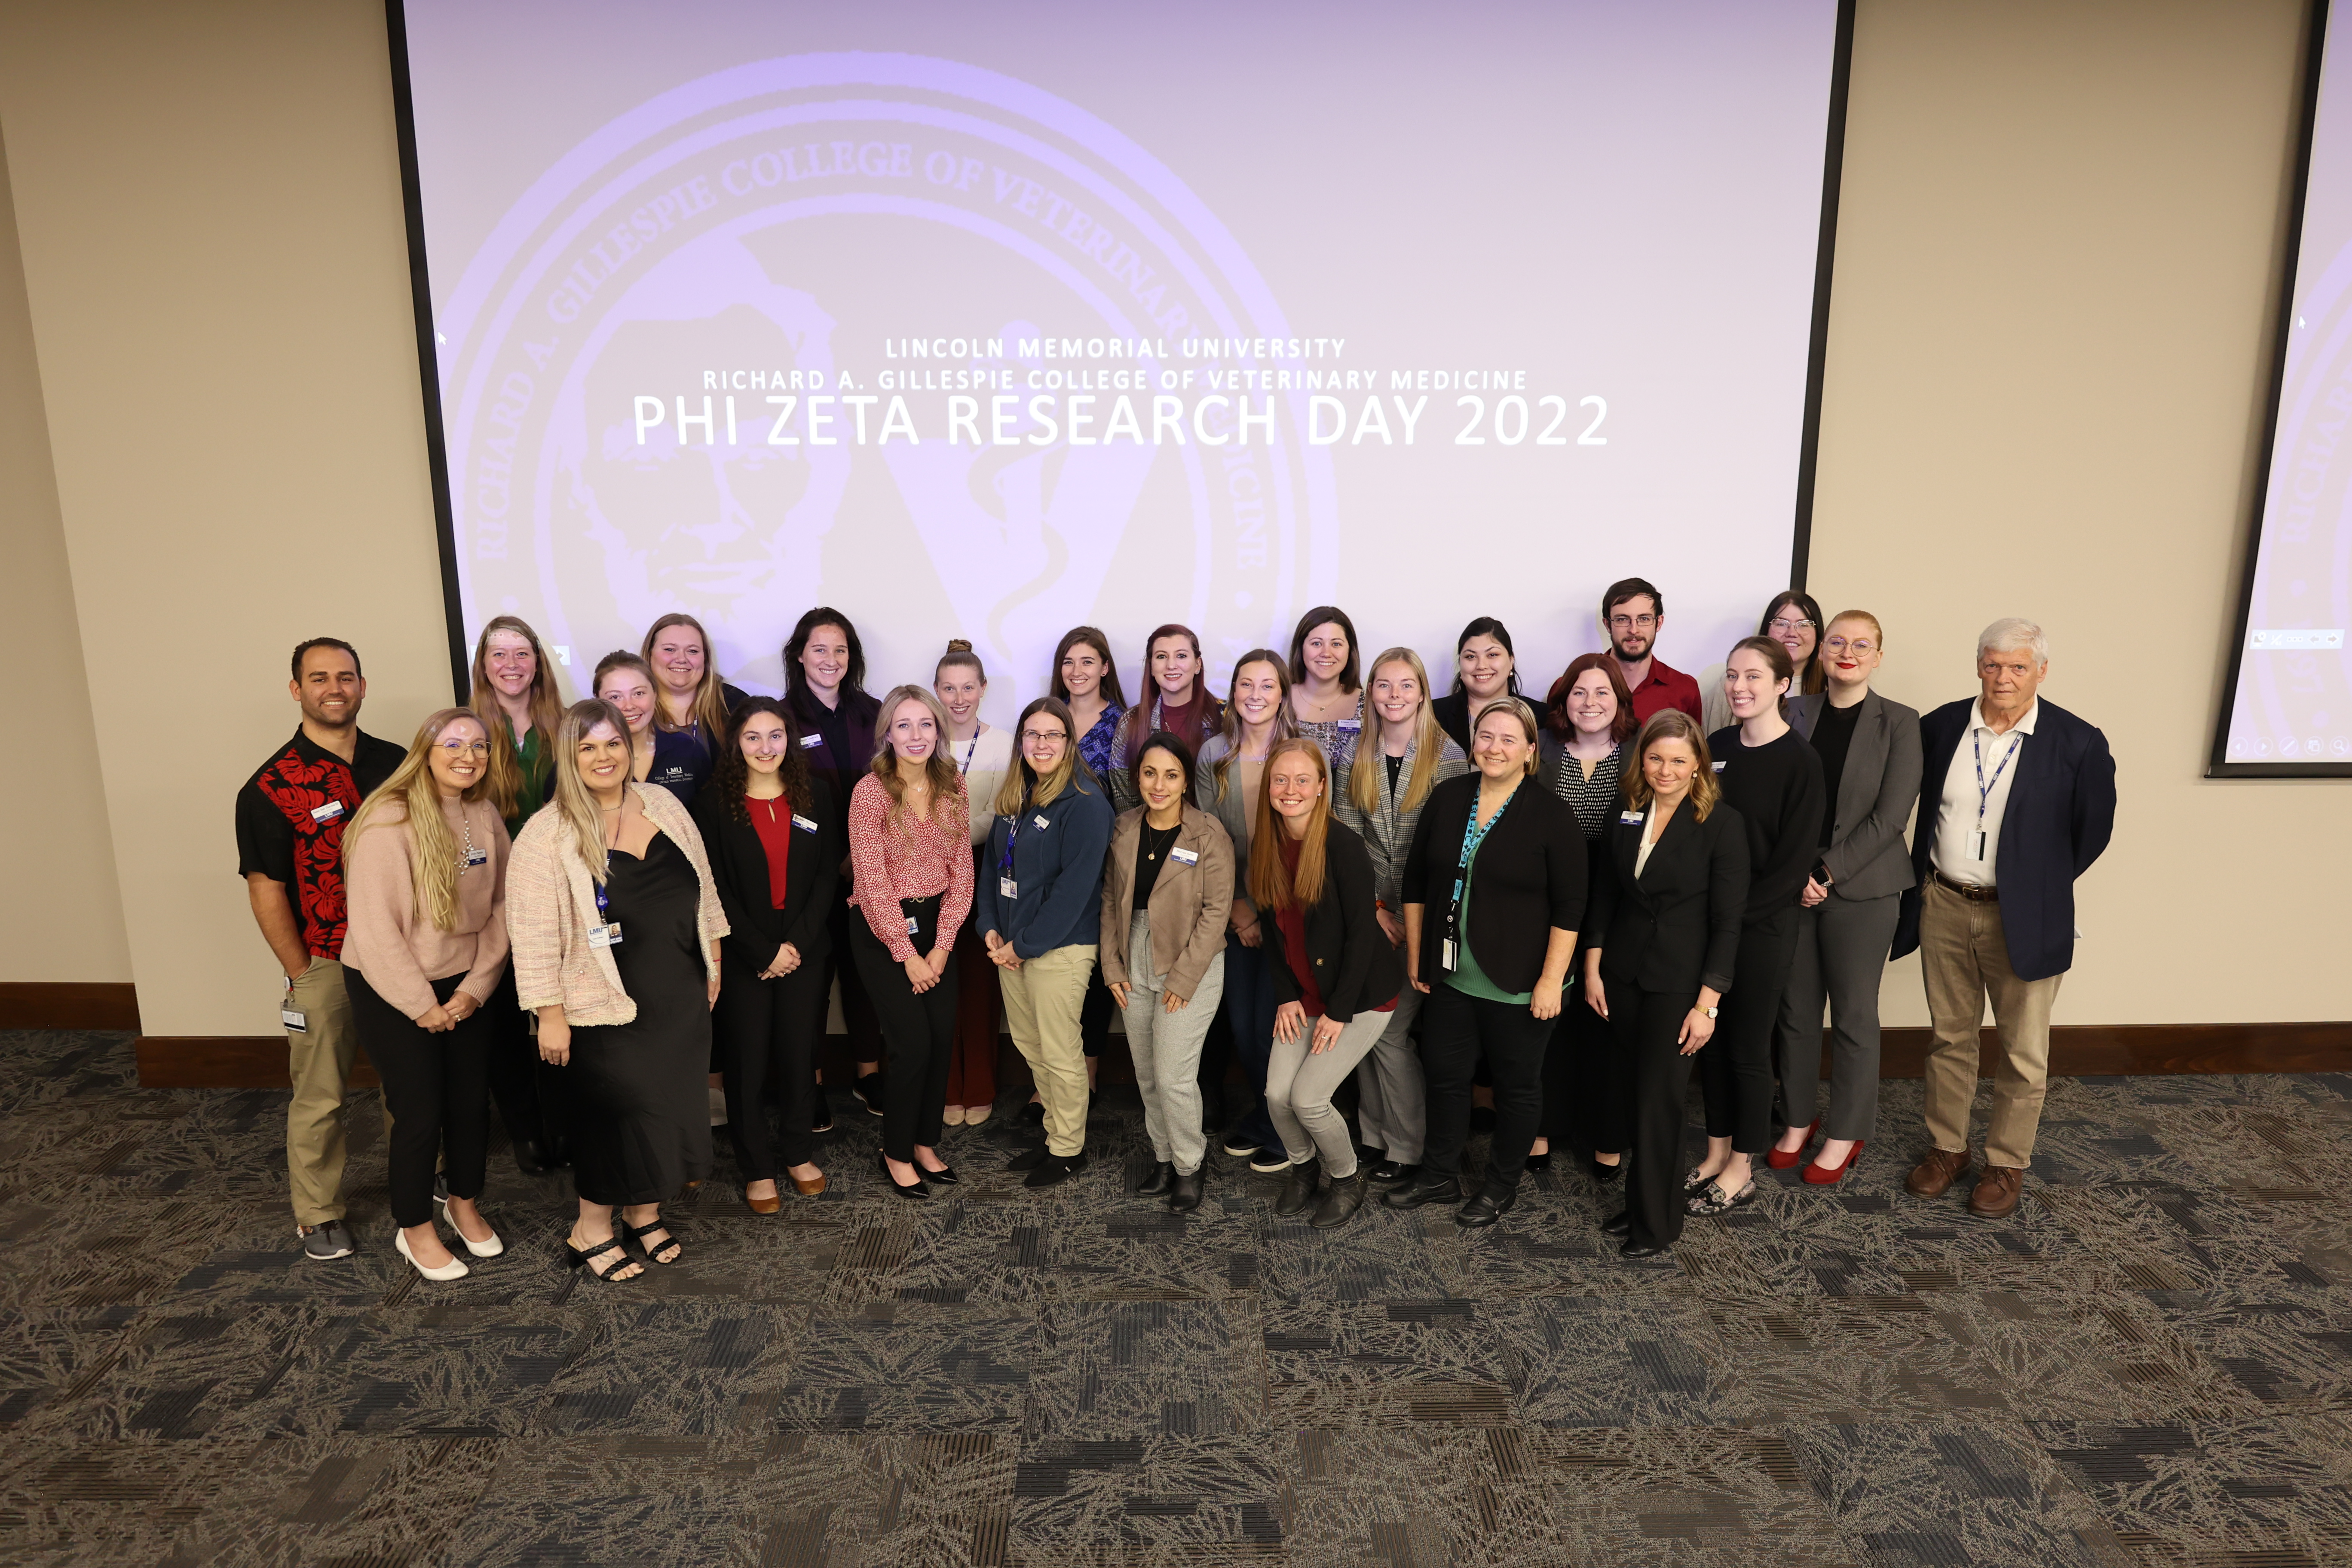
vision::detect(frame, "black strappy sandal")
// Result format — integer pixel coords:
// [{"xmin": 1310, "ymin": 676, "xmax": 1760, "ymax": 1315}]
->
[
  {"xmin": 623, "ymin": 1219, "xmax": 683, "ymax": 1265},
  {"xmin": 564, "ymin": 1232, "xmax": 641, "ymax": 1281}
]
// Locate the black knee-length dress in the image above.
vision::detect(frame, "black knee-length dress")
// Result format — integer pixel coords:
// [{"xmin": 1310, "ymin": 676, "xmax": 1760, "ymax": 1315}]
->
[{"xmin": 567, "ymin": 831, "xmax": 714, "ymax": 1206}]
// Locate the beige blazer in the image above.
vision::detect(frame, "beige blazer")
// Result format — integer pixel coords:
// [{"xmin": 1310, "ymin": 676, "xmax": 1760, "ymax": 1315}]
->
[
  {"xmin": 1098, "ymin": 802, "xmax": 1233, "ymax": 998},
  {"xmin": 507, "ymin": 782, "xmax": 727, "ymax": 1026}
]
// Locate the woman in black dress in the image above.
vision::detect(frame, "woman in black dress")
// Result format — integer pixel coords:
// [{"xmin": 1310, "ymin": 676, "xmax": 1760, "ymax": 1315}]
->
[{"xmin": 508, "ymin": 699, "xmax": 728, "ymax": 1281}]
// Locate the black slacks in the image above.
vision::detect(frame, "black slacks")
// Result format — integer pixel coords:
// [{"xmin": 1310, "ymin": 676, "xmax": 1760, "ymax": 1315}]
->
[
  {"xmin": 714, "ymin": 952, "xmax": 828, "ymax": 1179},
  {"xmin": 481, "ymin": 967, "xmax": 567, "ymax": 1157},
  {"xmin": 1564, "ymin": 980, "xmax": 1631, "ymax": 1156},
  {"xmin": 1700, "ymin": 909, "xmax": 1798, "ymax": 1155},
  {"xmin": 847, "ymin": 895, "xmax": 959, "ymax": 1161},
  {"xmin": 346, "ymin": 968, "xmax": 491, "ymax": 1229},
  {"xmin": 1614, "ymin": 984, "xmax": 1701, "ymax": 1251},
  {"xmin": 1418, "ymin": 983, "xmax": 1551, "ymax": 1199},
  {"xmin": 826, "ymin": 894, "xmax": 887, "ymax": 1067}
]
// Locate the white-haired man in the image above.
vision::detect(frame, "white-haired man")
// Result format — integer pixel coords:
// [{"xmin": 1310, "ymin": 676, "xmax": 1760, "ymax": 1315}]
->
[{"xmin": 1891, "ymin": 619, "xmax": 2115, "ymax": 1218}]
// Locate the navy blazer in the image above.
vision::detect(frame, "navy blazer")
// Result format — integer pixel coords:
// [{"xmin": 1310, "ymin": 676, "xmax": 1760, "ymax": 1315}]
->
[
  {"xmin": 974, "ymin": 772, "xmax": 1115, "ymax": 959},
  {"xmin": 1893, "ymin": 697, "xmax": 2116, "ymax": 983}
]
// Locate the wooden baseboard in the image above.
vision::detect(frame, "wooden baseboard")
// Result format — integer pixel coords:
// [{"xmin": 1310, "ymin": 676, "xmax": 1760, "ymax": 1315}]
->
[
  {"xmin": 122, "ymin": 1021, "xmax": 2352, "ymax": 1091},
  {"xmin": 0, "ymin": 981, "xmax": 139, "ymax": 1032}
]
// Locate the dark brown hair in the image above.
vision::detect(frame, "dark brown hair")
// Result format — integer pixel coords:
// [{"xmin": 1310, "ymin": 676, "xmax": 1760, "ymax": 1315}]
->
[
  {"xmin": 1049, "ymin": 625, "xmax": 1127, "ymax": 710},
  {"xmin": 1287, "ymin": 606, "xmax": 1362, "ymax": 692},
  {"xmin": 1544, "ymin": 652, "xmax": 1638, "ymax": 745},
  {"xmin": 713, "ymin": 697, "xmax": 814, "ymax": 826}
]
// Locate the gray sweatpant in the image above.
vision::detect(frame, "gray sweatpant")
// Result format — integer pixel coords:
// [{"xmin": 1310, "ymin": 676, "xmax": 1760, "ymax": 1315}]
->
[
  {"xmin": 1352, "ymin": 983, "xmax": 1426, "ymax": 1164},
  {"xmin": 1265, "ymin": 1008, "xmax": 1391, "ymax": 1177},
  {"xmin": 1122, "ymin": 913, "xmax": 1226, "ymax": 1176}
]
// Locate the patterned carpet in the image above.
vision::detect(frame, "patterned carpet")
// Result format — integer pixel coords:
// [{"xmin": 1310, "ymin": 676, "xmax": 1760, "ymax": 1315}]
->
[{"xmin": 0, "ymin": 1029, "xmax": 2348, "ymax": 1567}]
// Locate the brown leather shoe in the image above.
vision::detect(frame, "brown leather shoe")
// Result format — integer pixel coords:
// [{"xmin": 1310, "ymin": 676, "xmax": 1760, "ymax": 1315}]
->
[
  {"xmin": 745, "ymin": 1185, "xmax": 782, "ymax": 1215},
  {"xmin": 1904, "ymin": 1146, "xmax": 1972, "ymax": 1198},
  {"xmin": 790, "ymin": 1172, "xmax": 828, "ymax": 1197},
  {"xmin": 1967, "ymin": 1164, "xmax": 2023, "ymax": 1219}
]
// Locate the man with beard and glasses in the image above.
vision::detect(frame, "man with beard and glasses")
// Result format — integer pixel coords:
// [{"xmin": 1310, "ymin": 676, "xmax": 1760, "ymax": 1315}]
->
[
  {"xmin": 1601, "ymin": 577, "xmax": 1703, "ymax": 726},
  {"xmin": 236, "ymin": 638, "xmax": 407, "ymax": 1262}
]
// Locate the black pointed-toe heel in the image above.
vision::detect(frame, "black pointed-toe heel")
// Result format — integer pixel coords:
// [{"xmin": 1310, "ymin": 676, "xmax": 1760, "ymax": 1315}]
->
[{"xmin": 877, "ymin": 1148, "xmax": 930, "ymax": 1200}]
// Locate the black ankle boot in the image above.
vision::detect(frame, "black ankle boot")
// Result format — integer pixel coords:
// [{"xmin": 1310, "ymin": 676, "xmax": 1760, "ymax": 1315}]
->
[
  {"xmin": 1138, "ymin": 1161, "xmax": 1174, "ymax": 1196},
  {"xmin": 1168, "ymin": 1167, "xmax": 1204, "ymax": 1212},
  {"xmin": 1311, "ymin": 1168, "xmax": 1368, "ymax": 1229},
  {"xmin": 1273, "ymin": 1159, "xmax": 1319, "ymax": 1217}
]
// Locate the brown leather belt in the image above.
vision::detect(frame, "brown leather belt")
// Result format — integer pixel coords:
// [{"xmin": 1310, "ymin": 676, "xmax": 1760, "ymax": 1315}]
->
[{"xmin": 1933, "ymin": 870, "xmax": 1998, "ymax": 902}]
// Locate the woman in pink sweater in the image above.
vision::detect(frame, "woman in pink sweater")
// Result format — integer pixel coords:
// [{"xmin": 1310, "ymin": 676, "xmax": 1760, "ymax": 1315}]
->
[{"xmin": 342, "ymin": 707, "xmax": 512, "ymax": 1281}]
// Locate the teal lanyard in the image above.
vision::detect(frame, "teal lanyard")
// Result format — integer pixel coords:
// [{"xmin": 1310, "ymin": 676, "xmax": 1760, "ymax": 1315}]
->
[{"xmin": 1446, "ymin": 784, "xmax": 1514, "ymax": 945}]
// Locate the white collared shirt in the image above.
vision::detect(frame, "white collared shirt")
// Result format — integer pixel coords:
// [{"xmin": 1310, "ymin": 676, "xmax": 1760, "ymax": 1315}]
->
[{"xmin": 1930, "ymin": 699, "xmax": 2039, "ymax": 887}]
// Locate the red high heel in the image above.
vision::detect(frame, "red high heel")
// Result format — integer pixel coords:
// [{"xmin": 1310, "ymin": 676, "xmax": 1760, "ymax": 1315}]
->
[
  {"xmin": 1765, "ymin": 1120, "xmax": 1819, "ymax": 1170},
  {"xmin": 1802, "ymin": 1139, "xmax": 1864, "ymax": 1185}
]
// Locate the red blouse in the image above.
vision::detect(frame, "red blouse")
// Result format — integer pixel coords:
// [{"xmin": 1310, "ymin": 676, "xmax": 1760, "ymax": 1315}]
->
[
  {"xmin": 1277, "ymin": 839, "xmax": 1327, "ymax": 1017},
  {"xmin": 747, "ymin": 794, "xmax": 792, "ymax": 908},
  {"xmin": 846, "ymin": 771, "xmax": 974, "ymax": 961}
]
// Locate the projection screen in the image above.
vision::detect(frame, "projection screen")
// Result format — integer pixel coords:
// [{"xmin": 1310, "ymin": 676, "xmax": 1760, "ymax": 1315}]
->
[{"xmin": 390, "ymin": 0, "xmax": 1850, "ymax": 721}]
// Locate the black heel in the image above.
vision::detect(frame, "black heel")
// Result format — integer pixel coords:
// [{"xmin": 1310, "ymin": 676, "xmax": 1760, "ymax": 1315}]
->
[
  {"xmin": 878, "ymin": 1148, "xmax": 930, "ymax": 1200},
  {"xmin": 564, "ymin": 1233, "xmax": 639, "ymax": 1281},
  {"xmin": 620, "ymin": 1219, "xmax": 682, "ymax": 1265}
]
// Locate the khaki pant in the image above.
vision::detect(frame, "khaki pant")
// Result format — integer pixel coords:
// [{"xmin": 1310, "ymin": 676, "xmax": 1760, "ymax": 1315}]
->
[
  {"xmin": 998, "ymin": 943, "xmax": 1097, "ymax": 1158},
  {"xmin": 285, "ymin": 956, "xmax": 358, "ymax": 1226},
  {"xmin": 1918, "ymin": 879, "xmax": 2063, "ymax": 1170}
]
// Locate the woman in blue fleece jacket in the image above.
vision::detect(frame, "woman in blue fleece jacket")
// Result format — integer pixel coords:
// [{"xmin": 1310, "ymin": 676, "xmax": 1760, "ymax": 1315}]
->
[{"xmin": 974, "ymin": 696, "xmax": 1116, "ymax": 1187}]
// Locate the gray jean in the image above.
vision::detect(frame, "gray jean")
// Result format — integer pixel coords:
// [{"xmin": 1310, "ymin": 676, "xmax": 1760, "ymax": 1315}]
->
[
  {"xmin": 1265, "ymin": 1007, "xmax": 1391, "ymax": 1176},
  {"xmin": 1352, "ymin": 983, "xmax": 1426, "ymax": 1164},
  {"xmin": 1122, "ymin": 913, "xmax": 1226, "ymax": 1176},
  {"xmin": 1774, "ymin": 891, "xmax": 1902, "ymax": 1142}
]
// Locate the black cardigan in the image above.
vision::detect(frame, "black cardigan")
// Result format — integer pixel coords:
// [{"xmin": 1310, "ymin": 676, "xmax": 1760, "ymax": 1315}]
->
[
  {"xmin": 691, "ymin": 775, "xmax": 842, "ymax": 974},
  {"xmin": 1401, "ymin": 773, "xmax": 1588, "ymax": 994},
  {"xmin": 1260, "ymin": 819, "xmax": 1405, "ymax": 1024},
  {"xmin": 1585, "ymin": 797, "xmax": 1749, "ymax": 996}
]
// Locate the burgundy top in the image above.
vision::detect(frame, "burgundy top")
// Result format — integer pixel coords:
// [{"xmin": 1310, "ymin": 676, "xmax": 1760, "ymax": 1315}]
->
[
  {"xmin": 1276, "ymin": 838, "xmax": 1326, "ymax": 1017},
  {"xmin": 747, "ymin": 794, "xmax": 793, "ymax": 908}
]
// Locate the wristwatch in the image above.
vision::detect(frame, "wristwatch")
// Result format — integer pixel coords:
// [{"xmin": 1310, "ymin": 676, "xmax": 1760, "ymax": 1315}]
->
[{"xmin": 1702, "ymin": 1004, "xmax": 1718, "ymax": 1019}]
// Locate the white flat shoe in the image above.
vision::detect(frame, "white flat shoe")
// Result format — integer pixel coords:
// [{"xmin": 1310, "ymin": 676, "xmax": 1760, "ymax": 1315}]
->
[
  {"xmin": 963, "ymin": 1105, "xmax": 991, "ymax": 1127},
  {"xmin": 395, "ymin": 1226, "xmax": 469, "ymax": 1281}
]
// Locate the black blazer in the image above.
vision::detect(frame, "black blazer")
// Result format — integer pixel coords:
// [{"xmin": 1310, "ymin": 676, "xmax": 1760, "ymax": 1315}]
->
[
  {"xmin": 1402, "ymin": 773, "xmax": 1587, "ymax": 993},
  {"xmin": 692, "ymin": 775, "xmax": 842, "ymax": 974},
  {"xmin": 1586, "ymin": 797, "xmax": 1750, "ymax": 995},
  {"xmin": 1261, "ymin": 819, "xmax": 1405, "ymax": 1024},
  {"xmin": 1893, "ymin": 697, "xmax": 2115, "ymax": 983},
  {"xmin": 1431, "ymin": 687, "xmax": 1522, "ymax": 755}
]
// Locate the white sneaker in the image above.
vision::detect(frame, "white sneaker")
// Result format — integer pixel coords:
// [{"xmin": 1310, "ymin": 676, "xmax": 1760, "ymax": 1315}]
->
[{"xmin": 394, "ymin": 1227, "xmax": 469, "ymax": 1281}]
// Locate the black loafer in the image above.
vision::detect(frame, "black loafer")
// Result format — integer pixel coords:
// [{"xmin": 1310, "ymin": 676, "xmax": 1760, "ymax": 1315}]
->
[
  {"xmin": 1167, "ymin": 1168, "xmax": 1204, "ymax": 1212},
  {"xmin": 1137, "ymin": 1161, "xmax": 1175, "ymax": 1197},
  {"xmin": 1524, "ymin": 1151, "xmax": 1553, "ymax": 1173},
  {"xmin": 1589, "ymin": 1158, "xmax": 1623, "ymax": 1183},
  {"xmin": 1023, "ymin": 1151, "xmax": 1088, "ymax": 1188},
  {"xmin": 1455, "ymin": 1191, "xmax": 1517, "ymax": 1228},
  {"xmin": 1619, "ymin": 1239, "xmax": 1670, "ymax": 1260},
  {"xmin": 1005, "ymin": 1144, "xmax": 1050, "ymax": 1173},
  {"xmin": 1382, "ymin": 1174, "xmax": 1462, "ymax": 1210},
  {"xmin": 512, "ymin": 1139, "xmax": 553, "ymax": 1176},
  {"xmin": 1368, "ymin": 1159, "xmax": 1418, "ymax": 1186},
  {"xmin": 810, "ymin": 1099, "xmax": 834, "ymax": 1135},
  {"xmin": 1600, "ymin": 1210, "xmax": 1632, "ymax": 1237}
]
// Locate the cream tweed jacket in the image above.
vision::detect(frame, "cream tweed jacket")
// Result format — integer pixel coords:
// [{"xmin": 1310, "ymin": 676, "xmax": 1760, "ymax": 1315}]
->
[{"xmin": 507, "ymin": 782, "xmax": 727, "ymax": 1026}]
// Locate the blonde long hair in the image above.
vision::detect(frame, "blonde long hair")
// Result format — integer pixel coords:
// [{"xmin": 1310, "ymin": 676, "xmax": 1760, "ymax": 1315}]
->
[
  {"xmin": 1347, "ymin": 647, "xmax": 1450, "ymax": 816},
  {"xmin": 993, "ymin": 696, "xmax": 1086, "ymax": 817},
  {"xmin": 1210, "ymin": 649, "xmax": 1299, "ymax": 802},
  {"xmin": 468, "ymin": 616, "xmax": 564, "ymax": 821},
  {"xmin": 1246, "ymin": 738, "xmax": 1332, "ymax": 913},
  {"xmin": 548, "ymin": 698, "xmax": 634, "ymax": 884},
  {"xmin": 346, "ymin": 708, "xmax": 493, "ymax": 931},
  {"xmin": 1622, "ymin": 710, "xmax": 1719, "ymax": 822},
  {"xmin": 869, "ymin": 685, "xmax": 965, "ymax": 836},
  {"xmin": 641, "ymin": 612, "xmax": 732, "ymax": 739}
]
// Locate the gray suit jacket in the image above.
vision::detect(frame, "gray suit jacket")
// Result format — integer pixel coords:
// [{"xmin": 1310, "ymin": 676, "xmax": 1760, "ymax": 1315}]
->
[{"xmin": 1787, "ymin": 689, "xmax": 1922, "ymax": 903}]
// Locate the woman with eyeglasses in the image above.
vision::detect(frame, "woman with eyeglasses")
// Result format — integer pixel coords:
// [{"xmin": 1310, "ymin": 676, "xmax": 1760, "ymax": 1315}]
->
[
  {"xmin": 466, "ymin": 615, "xmax": 567, "ymax": 1174},
  {"xmin": 1770, "ymin": 611, "xmax": 1920, "ymax": 1184},
  {"xmin": 342, "ymin": 708, "xmax": 511, "ymax": 1280},
  {"xmin": 1534, "ymin": 652, "xmax": 1638, "ymax": 1182},
  {"xmin": 1703, "ymin": 591, "xmax": 1826, "ymax": 735},
  {"xmin": 1430, "ymin": 617, "xmax": 1520, "ymax": 754},
  {"xmin": 1194, "ymin": 649, "xmax": 1299, "ymax": 1172},
  {"xmin": 1684, "ymin": 637, "xmax": 1826, "ymax": 1221},
  {"xmin": 976, "ymin": 697, "xmax": 1115, "ymax": 1187},
  {"xmin": 936, "ymin": 640, "xmax": 1014, "ymax": 1127},
  {"xmin": 1330, "ymin": 647, "xmax": 1466, "ymax": 1188},
  {"xmin": 1287, "ymin": 606, "xmax": 1366, "ymax": 769}
]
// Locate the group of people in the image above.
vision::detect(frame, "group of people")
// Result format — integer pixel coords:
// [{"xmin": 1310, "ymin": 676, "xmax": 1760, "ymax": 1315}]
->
[{"xmin": 236, "ymin": 577, "xmax": 2117, "ymax": 1278}]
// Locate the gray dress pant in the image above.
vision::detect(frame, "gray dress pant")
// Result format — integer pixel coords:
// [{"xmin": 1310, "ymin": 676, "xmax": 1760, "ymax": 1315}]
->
[
  {"xmin": 1121, "ymin": 914, "xmax": 1225, "ymax": 1176},
  {"xmin": 1774, "ymin": 891, "xmax": 1901, "ymax": 1143},
  {"xmin": 1266, "ymin": 1009, "xmax": 1390, "ymax": 1176},
  {"xmin": 1351, "ymin": 983, "xmax": 1426, "ymax": 1165}
]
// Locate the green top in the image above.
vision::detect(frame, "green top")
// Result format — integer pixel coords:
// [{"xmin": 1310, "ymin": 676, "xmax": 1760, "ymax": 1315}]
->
[
  {"xmin": 1442, "ymin": 851, "xmax": 1531, "ymax": 1005},
  {"xmin": 504, "ymin": 720, "xmax": 551, "ymax": 837}
]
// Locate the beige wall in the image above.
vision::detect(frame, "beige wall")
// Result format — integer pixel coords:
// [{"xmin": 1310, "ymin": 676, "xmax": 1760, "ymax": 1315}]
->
[
  {"xmin": 0, "ymin": 125, "xmax": 131, "ymax": 986},
  {"xmin": 0, "ymin": 0, "xmax": 2342, "ymax": 1035}
]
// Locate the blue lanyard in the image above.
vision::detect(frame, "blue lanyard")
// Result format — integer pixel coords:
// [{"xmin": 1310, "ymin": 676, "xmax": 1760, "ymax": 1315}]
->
[
  {"xmin": 960, "ymin": 732, "xmax": 980, "ymax": 775},
  {"xmin": 998, "ymin": 805, "xmax": 1023, "ymax": 875},
  {"xmin": 1972, "ymin": 727, "xmax": 2023, "ymax": 827},
  {"xmin": 1447, "ymin": 784, "xmax": 1513, "ymax": 930}
]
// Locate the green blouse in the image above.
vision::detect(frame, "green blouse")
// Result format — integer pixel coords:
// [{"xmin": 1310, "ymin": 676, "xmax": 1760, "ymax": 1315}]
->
[
  {"xmin": 503, "ymin": 720, "xmax": 551, "ymax": 837},
  {"xmin": 1442, "ymin": 852, "xmax": 1531, "ymax": 1005}
]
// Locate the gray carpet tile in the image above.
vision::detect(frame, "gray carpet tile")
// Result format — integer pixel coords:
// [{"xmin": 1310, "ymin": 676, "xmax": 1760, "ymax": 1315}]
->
[{"xmin": 1, "ymin": 1029, "xmax": 2349, "ymax": 1565}]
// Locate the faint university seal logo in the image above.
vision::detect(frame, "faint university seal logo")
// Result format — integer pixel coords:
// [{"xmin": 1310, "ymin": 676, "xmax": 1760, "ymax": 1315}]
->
[{"xmin": 433, "ymin": 52, "xmax": 1335, "ymax": 701}]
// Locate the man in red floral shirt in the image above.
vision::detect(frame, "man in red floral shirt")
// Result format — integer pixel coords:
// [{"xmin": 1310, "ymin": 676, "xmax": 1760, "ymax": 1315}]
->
[{"xmin": 235, "ymin": 638, "xmax": 406, "ymax": 1261}]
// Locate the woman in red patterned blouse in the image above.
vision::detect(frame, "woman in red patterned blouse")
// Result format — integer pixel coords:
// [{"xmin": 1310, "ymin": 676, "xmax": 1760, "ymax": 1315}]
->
[{"xmin": 846, "ymin": 685, "xmax": 974, "ymax": 1198}]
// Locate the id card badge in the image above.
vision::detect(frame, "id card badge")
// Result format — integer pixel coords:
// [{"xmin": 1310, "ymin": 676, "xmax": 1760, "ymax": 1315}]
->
[
  {"xmin": 588, "ymin": 922, "xmax": 625, "ymax": 948},
  {"xmin": 1620, "ymin": 810, "xmax": 1644, "ymax": 825},
  {"xmin": 1440, "ymin": 937, "xmax": 1458, "ymax": 974},
  {"xmin": 1971, "ymin": 830, "xmax": 1988, "ymax": 861},
  {"xmin": 906, "ymin": 915, "xmax": 922, "ymax": 935},
  {"xmin": 999, "ymin": 877, "xmax": 1018, "ymax": 899},
  {"xmin": 1168, "ymin": 846, "xmax": 1198, "ymax": 866},
  {"xmin": 1711, "ymin": 760, "xmax": 1727, "ymax": 772},
  {"xmin": 791, "ymin": 814, "xmax": 820, "ymax": 833},
  {"xmin": 281, "ymin": 1006, "xmax": 307, "ymax": 1032},
  {"xmin": 799, "ymin": 733, "xmax": 825, "ymax": 748},
  {"xmin": 1032, "ymin": 814, "xmax": 1051, "ymax": 830},
  {"xmin": 309, "ymin": 799, "xmax": 344, "ymax": 823},
  {"xmin": 463, "ymin": 849, "xmax": 489, "ymax": 868}
]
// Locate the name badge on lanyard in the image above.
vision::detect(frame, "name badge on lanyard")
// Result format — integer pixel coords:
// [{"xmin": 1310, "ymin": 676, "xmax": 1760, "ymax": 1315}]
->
[
  {"xmin": 588, "ymin": 923, "xmax": 625, "ymax": 948},
  {"xmin": 906, "ymin": 915, "xmax": 921, "ymax": 935},
  {"xmin": 1000, "ymin": 876, "xmax": 1018, "ymax": 899},
  {"xmin": 309, "ymin": 799, "xmax": 344, "ymax": 823},
  {"xmin": 281, "ymin": 1006, "xmax": 308, "ymax": 1032},
  {"xmin": 1443, "ymin": 791, "xmax": 1513, "ymax": 973}
]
